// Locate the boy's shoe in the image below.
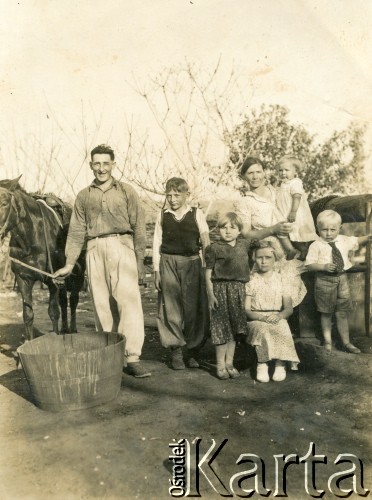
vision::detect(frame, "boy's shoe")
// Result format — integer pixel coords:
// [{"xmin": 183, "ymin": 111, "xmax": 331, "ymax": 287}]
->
[
  {"xmin": 216, "ymin": 367, "xmax": 229, "ymax": 380},
  {"xmin": 187, "ymin": 357, "xmax": 200, "ymax": 368},
  {"xmin": 272, "ymin": 364, "xmax": 286, "ymax": 382},
  {"xmin": 256, "ymin": 363, "xmax": 269, "ymax": 383},
  {"xmin": 126, "ymin": 362, "xmax": 152, "ymax": 378},
  {"xmin": 186, "ymin": 348, "xmax": 200, "ymax": 368},
  {"xmin": 171, "ymin": 347, "xmax": 186, "ymax": 370},
  {"xmin": 226, "ymin": 366, "xmax": 240, "ymax": 379},
  {"xmin": 343, "ymin": 343, "xmax": 361, "ymax": 354}
]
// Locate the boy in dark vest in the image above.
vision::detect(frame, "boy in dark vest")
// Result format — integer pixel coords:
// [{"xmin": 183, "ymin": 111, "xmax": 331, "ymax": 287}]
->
[{"xmin": 153, "ymin": 177, "xmax": 210, "ymax": 369}]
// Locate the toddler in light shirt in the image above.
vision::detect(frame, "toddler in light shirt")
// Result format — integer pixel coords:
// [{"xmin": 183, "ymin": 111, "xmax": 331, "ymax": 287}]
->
[{"xmin": 305, "ymin": 209, "xmax": 371, "ymax": 354}]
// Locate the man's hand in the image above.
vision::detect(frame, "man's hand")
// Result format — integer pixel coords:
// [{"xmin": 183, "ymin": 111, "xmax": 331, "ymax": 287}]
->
[
  {"xmin": 52, "ymin": 264, "xmax": 74, "ymax": 286},
  {"xmin": 53, "ymin": 264, "xmax": 74, "ymax": 279}
]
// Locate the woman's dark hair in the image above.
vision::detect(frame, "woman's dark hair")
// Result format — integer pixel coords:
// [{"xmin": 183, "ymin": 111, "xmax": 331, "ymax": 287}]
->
[{"xmin": 239, "ymin": 156, "xmax": 265, "ymax": 177}]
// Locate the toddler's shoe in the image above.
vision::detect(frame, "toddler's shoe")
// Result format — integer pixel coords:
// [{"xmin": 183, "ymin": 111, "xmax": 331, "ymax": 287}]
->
[
  {"xmin": 226, "ymin": 366, "xmax": 240, "ymax": 379},
  {"xmin": 256, "ymin": 363, "xmax": 269, "ymax": 383},
  {"xmin": 272, "ymin": 362, "xmax": 286, "ymax": 382},
  {"xmin": 343, "ymin": 343, "xmax": 361, "ymax": 354},
  {"xmin": 216, "ymin": 367, "xmax": 229, "ymax": 380},
  {"xmin": 289, "ymin": 361, "xmax": 299, "ymax": 371}
]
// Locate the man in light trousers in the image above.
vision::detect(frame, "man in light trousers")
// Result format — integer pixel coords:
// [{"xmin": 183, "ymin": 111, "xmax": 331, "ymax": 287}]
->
[{"xmin": 54, "ymin": 144, "xmax": 150, "ymax": 377}]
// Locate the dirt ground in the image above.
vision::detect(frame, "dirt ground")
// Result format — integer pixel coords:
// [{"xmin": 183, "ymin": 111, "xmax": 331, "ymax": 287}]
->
[{"xmin": 0, "ymin": 269, "xmax": 371, "ymax": 500}]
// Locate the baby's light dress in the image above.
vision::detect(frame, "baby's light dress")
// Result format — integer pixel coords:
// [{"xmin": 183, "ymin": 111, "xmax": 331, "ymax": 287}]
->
[
  {"xmin": 276, "ymin": 178, "xmax": 317, "ymax": 242},
  {"xmin": 245, "ymin": 272, "xmax": 300, "ymax": 363},
  {"xmin": 234, "ymin": 186, "xmax": 306, "ymax": 308}
]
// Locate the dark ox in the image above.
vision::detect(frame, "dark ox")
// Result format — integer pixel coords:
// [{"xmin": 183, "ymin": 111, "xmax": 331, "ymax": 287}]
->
[{"xmin": 0, "ymin": 177, "xmax": 86, "ymax": 340}]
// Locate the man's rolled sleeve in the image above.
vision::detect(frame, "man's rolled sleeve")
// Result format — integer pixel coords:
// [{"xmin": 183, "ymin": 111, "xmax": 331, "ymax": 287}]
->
[
  {"xmin": 126, "ymin": 185, "xmax": 146, "ymax": 260},
  {"xmin": 65, "ymin": 193, "xmax": 88, "ymax": 266}
]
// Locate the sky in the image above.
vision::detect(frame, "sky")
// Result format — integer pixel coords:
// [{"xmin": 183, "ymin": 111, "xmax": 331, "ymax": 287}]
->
[{"xmin": 1, "ymin": 0, "xmax": 372, "ymax": 196}]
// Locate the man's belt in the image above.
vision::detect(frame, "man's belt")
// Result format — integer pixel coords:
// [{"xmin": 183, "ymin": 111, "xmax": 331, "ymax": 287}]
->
[{"xmin": 88, "ymin": 232, "xmax": 132, "ymax": 240}]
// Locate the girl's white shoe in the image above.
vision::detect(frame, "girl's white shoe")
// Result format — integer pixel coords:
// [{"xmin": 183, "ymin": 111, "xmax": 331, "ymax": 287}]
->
[
  {"xmin": 272, "ymin": 364, "xmax": 286, "ymax": 382},
  {"xmin": 256, "ymin": 363, "xmax": 269, "ymax": 383}
]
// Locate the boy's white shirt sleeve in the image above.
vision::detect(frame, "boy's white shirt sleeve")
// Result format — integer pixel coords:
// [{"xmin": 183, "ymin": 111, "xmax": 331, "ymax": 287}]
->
[
  {"xmin": 152, "ymin": 212, "xmax": 162, "ymax": 272},
  {"xmin": 196, "ymin": 208, "xmax": 210, "ymax": 235},
  {"xmin": 196, "ymin": 208, "xmax": 210, "ymax": 267},
  {"xmin": 347, "ymin": 235, "xmax": 359, "ymax": 251},
  {"xmin": 304, "ymin": 240, "xmax": 321, "ymax": 266}
]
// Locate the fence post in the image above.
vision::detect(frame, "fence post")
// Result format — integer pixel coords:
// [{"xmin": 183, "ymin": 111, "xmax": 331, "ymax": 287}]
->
[{"xmin": 365, "ymin": 200, "xmax": 372, "ymax": 336}]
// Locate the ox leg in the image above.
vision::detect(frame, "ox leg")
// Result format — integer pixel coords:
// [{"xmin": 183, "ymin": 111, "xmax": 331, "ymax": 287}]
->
[
  {"xmin": 16, "ymin": 276, "xmax": 35, "ymax": 341},
  {"xmin": 47, "ymin": 281, "xmax": 60, "ymax": 333},
  {"xmin": 58, "ymin": 285, "xmax": 69, "ymax": 333},
  {"xmin": 69, "ymin": 290, "xmax": 80, "ymax": 333}
]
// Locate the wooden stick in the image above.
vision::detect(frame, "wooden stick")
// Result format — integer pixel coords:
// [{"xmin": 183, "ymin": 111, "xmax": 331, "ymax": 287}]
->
[{"xmin": 9, "ymin": 256, "xmax": 58, "ymax": 279}]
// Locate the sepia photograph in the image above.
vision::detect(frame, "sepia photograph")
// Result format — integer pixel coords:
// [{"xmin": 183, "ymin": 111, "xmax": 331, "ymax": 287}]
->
[{"xmin": 0, "ymin": 1, "xmax": 371, "ymax": 498}]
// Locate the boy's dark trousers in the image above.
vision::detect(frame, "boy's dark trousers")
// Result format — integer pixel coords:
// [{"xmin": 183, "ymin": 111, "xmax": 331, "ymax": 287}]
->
[{"xmin": 157, "ymin": 253, "xmax": 209, "ymax": 350}]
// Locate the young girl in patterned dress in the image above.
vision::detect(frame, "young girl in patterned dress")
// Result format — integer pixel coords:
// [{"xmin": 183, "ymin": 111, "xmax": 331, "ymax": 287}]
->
[
  {"xmin": 245, "ymin": 240, "xmax": 299, "ymax": 383},
  {"xmin": 205, "ymin": 213, "xmax": 251, "ymax": 379}
]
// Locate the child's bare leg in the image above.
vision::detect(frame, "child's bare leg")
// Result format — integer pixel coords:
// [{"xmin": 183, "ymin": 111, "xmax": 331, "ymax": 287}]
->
[
  {"xmin": 320, "ymin": 313, "xmax": 332, "ymax": 353},
  {"xmin": 335, "ymin": 311, "xmax": 361, "ymax": 354},
  {"xmin": 215, "ymin": 343, "xmax": 229, "ymax": 379},
  {"xmin": 278, "ymin": 236, "xmax": 298, "ymax": 260},
  {"xmin": 225, "ymin": 340, "xmax": 240, "ymax": 378}
]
